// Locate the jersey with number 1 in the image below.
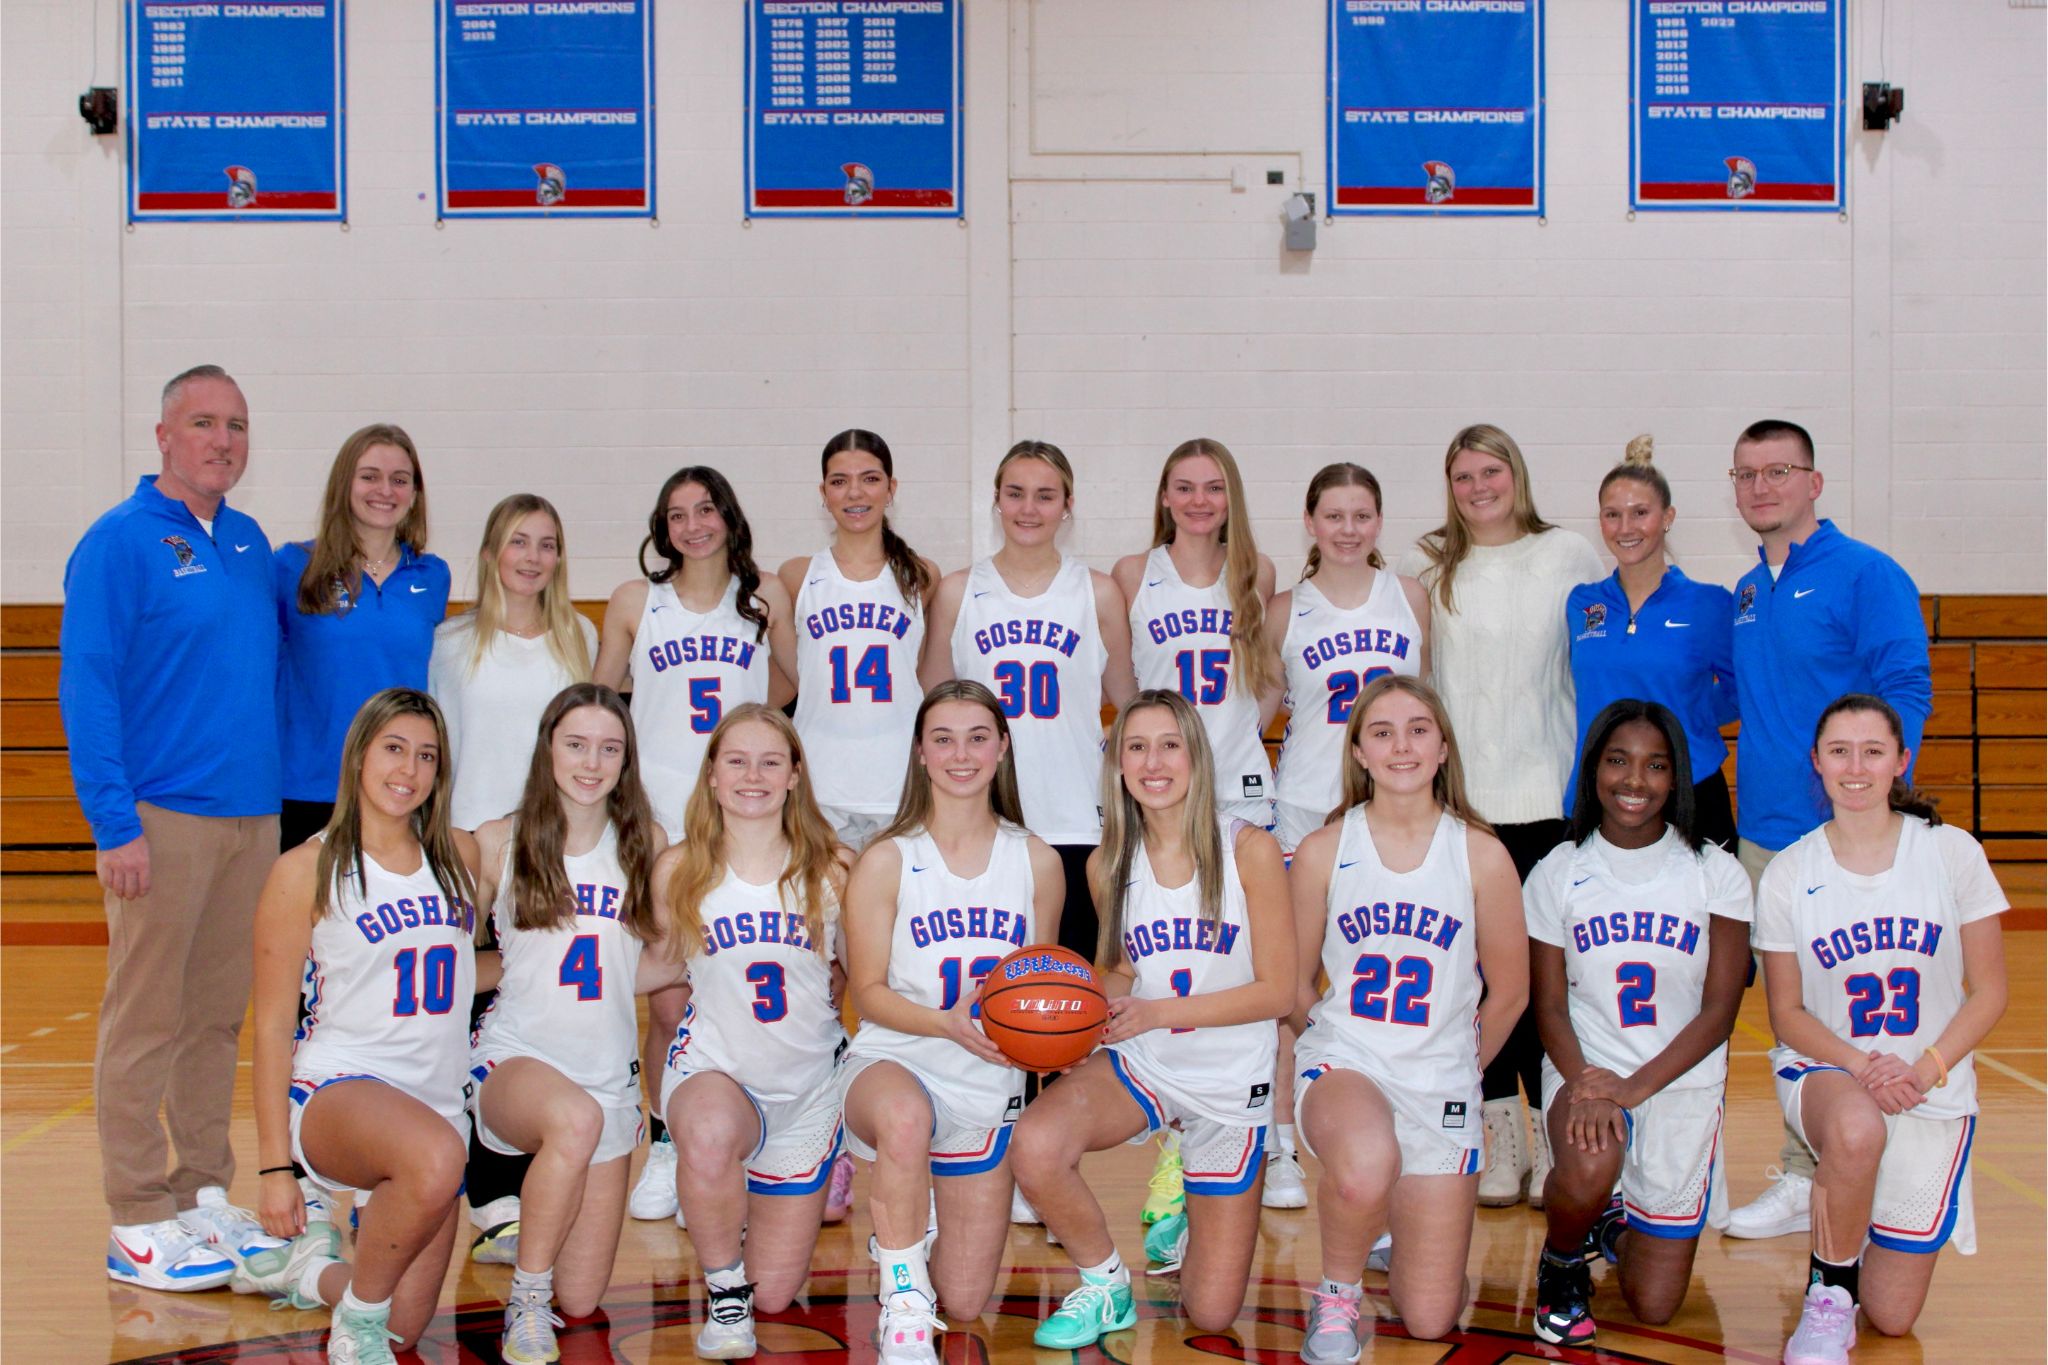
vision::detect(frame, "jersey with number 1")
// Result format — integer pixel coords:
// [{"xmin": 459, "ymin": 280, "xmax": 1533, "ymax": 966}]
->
[
  {"xmin": 794, "ymin": 553, "xmax": 925, "ymax": 816},
  {"xmin": 294, "ymin": 843, "xmax": 477, "ymax": 1128},
  {"xmin": 471, "ymin": 824, "xmax": 645, "ymax": 1110},
  {"xmin": 667, "ymin": 866, "xmax": 843, "ymax": 1105},
  {"xmin": 1300, "ymin": 807, "xmax": 1482, "ymax": 1151},
  {"xmin": 629, "ymin": 578, "xmax": 772, "ymax": 837},
  {"xmin": 951, "ymin": 557, "xmax": 1106, "ymax": 844},
  {"xmin": 846, "ymin": 825, "xmax": 1037, "ymax": 1127}
]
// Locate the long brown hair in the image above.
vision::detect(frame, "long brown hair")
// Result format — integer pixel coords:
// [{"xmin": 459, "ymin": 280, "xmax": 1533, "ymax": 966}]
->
[
  {"xmin": 664, "ymin": 704, "xmax": 842, "ymax": 958},
  {"xmin": 873, "ymin": 680, "xmax": 1027, "ymax": 845},
  {"xmin": 1334, "ymin": 674, "xmax": 1493, "ymax": 835},
  {"xmin": 638, "ymin": 466, "xmax": 769, "ymax": 642},
  {"xmin": 462, "ymin": 494, "xmax": 592, "ymax": 680},
  {"xmin": 1415, "ymin": 423, "xmax": 1556, "ymax": 613},
  {"xmin": 1302, "ymin": 462, "xmax": 1387, "ymax": 578},
  {"xmin": 822, "ymin": 430, "xmax": 933, "ymax": 605},
  {"xmin": 314, "ymin": 688, "xmax": 476, "ymax": 921},
  {"xmin": 1812, "ymin": 693, "xmax": 1942, "ymax": 826},
  {"xmin": 296, "ymin": 424, "xmax": 428, "ymax": 615},
  {"xmin": 506, "ymin": 684, "xmax": 662, "ymax": 936},
  {"xmin": 1094, "ymin": 690, "xmax": 1227, "ymax": 970},
  {"xmin": 1151, "ymin": 439, "xmax": 1271, "ymax": 693}
]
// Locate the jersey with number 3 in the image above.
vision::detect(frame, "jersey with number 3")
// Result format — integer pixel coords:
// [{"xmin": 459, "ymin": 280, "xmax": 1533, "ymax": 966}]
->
[
  {"xmin": 1524, "ymin": 830, "xmax": 1752, "ymax": 1092},
  {"xmin": 846, "ymin": 826, "xmax": 1037, "ymax": 1127},
  {"xmin": 472, "ymin": 825, "xmax": 645, "ymax": 1110},
  {"xmin": 1300, "ymin": 807, "xmax": 1482, "ymax": 1150},
  {"xmin": 1754, "ymin": 817, "xmax": 2007, "ymax": 1121},
  {"xmin": 294, "ymin": 842, "xmax": 477, "ymax": 1126},
  {"xmin": 629, "ymin": 578, "xmax": 772, "ymax": 836}
]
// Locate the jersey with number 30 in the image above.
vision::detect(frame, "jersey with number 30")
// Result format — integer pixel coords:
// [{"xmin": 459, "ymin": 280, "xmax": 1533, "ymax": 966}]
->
[
  {"xmin": 629, "ymin": 578, "xmax": 772, "ymax": 836},
  {"xmin": 472, "ymin": 825, "xmax": 645, "ymax": 1110},
  {"xmin": 667, "ymin": 866, "xmax": 843, "ymax": 1105}
]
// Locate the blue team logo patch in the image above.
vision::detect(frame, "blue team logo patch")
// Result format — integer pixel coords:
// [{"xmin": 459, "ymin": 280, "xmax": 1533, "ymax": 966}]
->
[
  {"xmin": 1735, "ymin": 583, "xmax": 1757, "ymax": 625},
  {"xmin": 1578, "ymin": 603, "xmax": 1608, "ymax": 640},
  {"xmin": 161, "ymin": 535, "xmax": 206, "ymax": 577}
]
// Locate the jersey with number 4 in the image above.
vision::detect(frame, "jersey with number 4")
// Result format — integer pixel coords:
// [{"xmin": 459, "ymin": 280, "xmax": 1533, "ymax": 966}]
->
[
  {"xmin": 294, "ymin": 842, "xmax": 477, "ymax": 1125},
  {"xmin": 1755, "ymin": 817, "xmax": 2007, "ymax": 1121},
  {"xmin": 629, "ymin": 578, "xmax": 771, "ymax": 836},
  {"xmin": 472, "ymin": 825, "xmax": 645, "ymax": 1110},
  {"xmin": 1300, "ymin": 806, "xmax": 1482, "ymax": 1150},
  {"xmin": 847, "ymin": 826, "xmax": 1037, "ymax": 1127},
  {"xmin": 1524, "ymin": 829, "xmax": 1752, "ymax": 1092},
  {"xmin": 667, "ymin": 866, "xmax": 842, "ymax": 1105},
  {"xmin": 794, "ymin": 553, "xmax": 925, "ymax": 815}
]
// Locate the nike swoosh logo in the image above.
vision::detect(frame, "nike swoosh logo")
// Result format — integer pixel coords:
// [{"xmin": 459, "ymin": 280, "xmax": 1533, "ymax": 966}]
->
[
  {"xmin": 410, "ymin": 584, "xmax": 427, "ymax": 594},
  {"xmin": 113, "ymin": 1237, "xmax": 155, "ymax": 1265},
  {"xmin": 1806, "ymin": 885, "xmax": 1824, "ymax": 895},
  {"xmin": 1297, "ymin": 609, "xmax": 1313, "ymax": 617},
  {"xmin": 651, "ymin": 604, "xmax": 670, "ymax": 613},
  {"xmin": 234, "ymin": 544, "xmax": 251, "ymax": 553},
  {"xmin": 1146, "ymin": 579, "xmax": 1162, "ymax": 588},
  {"xmin": 1794, "ymin": 588, "xmax": 1817, "ymax": 599},
  {"xmin": 807, "ymin": 578, "xmax": 824, "ymax": 586},
  {"xmin": 909, "ymin": 865, "xmax": 927, "ymax": 873},
  {"xmin": 1573, "ymin": 876, "xmax": 1594, "ymax": 887},
  {"xmin": 1337, "ymin": 860, "xmax": 1357, "ymax": 869},
  {"xmin": 1663, "ymin": 621, "xmax": 1689, "ymax": 629},
  {"xmin": 972, "ymin": 591, "xmax": 990, "ymax": 599}
]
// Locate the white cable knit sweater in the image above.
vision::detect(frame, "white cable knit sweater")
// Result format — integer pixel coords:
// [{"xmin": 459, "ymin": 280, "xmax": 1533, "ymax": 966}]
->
[{"xmin": 1398, "ymin": 529, "xmax": 1604, "ymax": 826}]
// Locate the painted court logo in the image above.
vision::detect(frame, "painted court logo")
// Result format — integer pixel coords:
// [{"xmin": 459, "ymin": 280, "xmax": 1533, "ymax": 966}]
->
[
  {"xmin": 534, "ymin": 163, "xmax": 567, "ymax": 207},
  {"xmin": 1422, "ymin": 160, "xmax": 1456, "ymax": 204},
  {"xmin": 224, "ymin": 165, "xmax": 257, "ymax": 209},
  {"xmin": 160, "ymin": 536, "xmax": 205, "ymax": 578},
  {"xmin": 842, "ymin": 162, "xmax": 875, "ymax": 206},
  {"xmin": 1725, "ymin": 155, "xmax": 1757, "ymax": 200}
]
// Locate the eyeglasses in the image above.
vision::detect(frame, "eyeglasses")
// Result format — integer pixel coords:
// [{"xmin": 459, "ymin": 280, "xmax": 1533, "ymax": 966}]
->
[{"xmin": 1727, "ymin": 463, "xmax": 1814, "ymax": 490}]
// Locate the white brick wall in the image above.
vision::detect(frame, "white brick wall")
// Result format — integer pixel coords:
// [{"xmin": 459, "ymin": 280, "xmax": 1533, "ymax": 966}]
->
[{"xmin": 4, "ymin": 0, "xmax": 2041, "ymax": 602}]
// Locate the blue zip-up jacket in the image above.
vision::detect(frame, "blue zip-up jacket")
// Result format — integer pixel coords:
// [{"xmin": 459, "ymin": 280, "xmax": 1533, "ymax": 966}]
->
[
  {"xmin": 59, "ymin": 476, "xmax": 281, "ymax": 848},
  {"xmin": 1565, "ymin": 564, "xmax": 1737, "ymax": 807},
  {"xmin": 274, "ymin": 541, "xmax": 451, "ymax": 803},
  {"xmin": 1731, "ymin": 520, "xmax": 1931, "ymax": 849}
]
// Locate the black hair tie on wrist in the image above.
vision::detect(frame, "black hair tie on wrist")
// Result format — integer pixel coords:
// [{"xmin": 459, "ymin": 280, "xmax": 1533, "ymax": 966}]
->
[{"xmin": 258, "ymin": 1165, "xmax": 296, "ymax": 1176}]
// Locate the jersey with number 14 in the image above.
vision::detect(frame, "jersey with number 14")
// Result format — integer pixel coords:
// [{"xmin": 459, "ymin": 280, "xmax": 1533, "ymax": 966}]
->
[
  {"xmin": 794, "ymin": 553, "xmax": 925, "ymax": 815},
  {"xmin": 472, "ymin": 825, "xmax": 645, "ymax": 1110},
  {"xmin": 629, "ymin": 578, "xmax": 771, "ymax": 836}
]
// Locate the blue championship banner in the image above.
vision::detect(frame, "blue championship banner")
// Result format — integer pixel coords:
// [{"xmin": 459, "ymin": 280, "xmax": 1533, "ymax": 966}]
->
[
  {"xmin": 1326, "ymin": 0, "xmax": 1544, "ymax": 216},
  {"xmin": 746, "ymin": 0, "xmax": 963, "ymax": 218},
  {"xmin": 1631, "ymin": 1, "xmax": 1845, "ymax": 211},
  {"xmin": 127, "ymin": 1, "xmax": 345, "ymax": 221},
  {"xmin": 437, "ymin": 0, "xmax": 654, "ymax": 217}
]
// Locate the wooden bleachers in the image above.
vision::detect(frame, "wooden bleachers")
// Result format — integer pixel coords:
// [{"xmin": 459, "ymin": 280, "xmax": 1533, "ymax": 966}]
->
[{"xmin": 3, "ymin": 597, "xmax": 2041, "ymax": 874}]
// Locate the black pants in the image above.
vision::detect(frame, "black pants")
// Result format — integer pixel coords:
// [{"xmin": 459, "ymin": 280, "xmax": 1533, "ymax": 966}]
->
[
  {"xmin": 1480, "ymin": 818, "xmax": 1566, "ymax": 1104},
  {"xmin": 1026, "ymin": 844, "xmax": 1100, "ymax": 1103},
  {"xmin": 1693, "ymin": 768, "xmax": 1737, "ymax": 853},
  {"xmin": 280, "ymin": 799, "xmax": 333, "ymax": 853}
]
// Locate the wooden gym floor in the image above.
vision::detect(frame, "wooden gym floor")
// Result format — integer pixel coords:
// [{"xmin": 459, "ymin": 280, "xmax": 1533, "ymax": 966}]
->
[{"xmin": 2, "ymin": 870, "xmax": 2042, "ymax": 1364}]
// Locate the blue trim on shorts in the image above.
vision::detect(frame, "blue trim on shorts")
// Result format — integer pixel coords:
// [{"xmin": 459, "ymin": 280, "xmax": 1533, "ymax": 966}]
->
[
  {"xmin": 747, "ymin": 1123, "xmax": 844, "ymax": 1197},
  {"xmin": 1106, "ymin": 1049, "xmax": 1164, "ymax": 1131},
  {"xmin": 1867, "ymin": 1115, "xmax": 1975, "ymax": 1255},
  {"xmin": 1184, "ymin": 1123, "xmax": 1266, "ymax": 1198},
  {"xmin": 1775, "ymin": 1061, "xmax": 1849, "ymax": 1083},
  {"xmin": 932, "ymin": 1121, "xmax": 1012, "ymax": 1177}
]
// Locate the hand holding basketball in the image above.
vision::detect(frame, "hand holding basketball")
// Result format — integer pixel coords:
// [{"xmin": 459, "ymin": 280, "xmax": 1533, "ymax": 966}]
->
[
  {"xmin": 940, "ymin": 990, "xmax": 1010, "ymax": 1067},
  {"xmin": 977, "ymin": 946, "xmax": 1109, "ymax": 1073}
]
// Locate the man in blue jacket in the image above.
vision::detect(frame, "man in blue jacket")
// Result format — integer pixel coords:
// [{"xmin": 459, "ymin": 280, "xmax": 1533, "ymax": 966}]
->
[
  {"xmin": 61, "ymin": 365, "xmax": 290, "ymax": 1292},
  {"xmin": 1721, "ymin": 418, "xmax": 1933, "ymax": 1242}
]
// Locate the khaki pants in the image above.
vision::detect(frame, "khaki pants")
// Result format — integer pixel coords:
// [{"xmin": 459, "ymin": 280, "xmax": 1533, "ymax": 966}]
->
[
  {"xmin": 95, "ymin": 803, "xmax": 278, "ymax": 1224},
  {"xmin": 1738, "ymin": 836, "xmax": 1818, "ymax": 1182}
]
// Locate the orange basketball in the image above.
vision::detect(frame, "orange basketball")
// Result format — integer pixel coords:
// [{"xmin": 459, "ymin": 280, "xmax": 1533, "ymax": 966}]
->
[{"xmin": 978, "ymin": 945, "xmax": 1108, "ymax": 1073}]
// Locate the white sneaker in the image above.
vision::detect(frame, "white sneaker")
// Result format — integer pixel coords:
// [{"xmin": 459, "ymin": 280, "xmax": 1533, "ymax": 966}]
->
[
  {"xmin": 1527, "ymin": 1109, "xmax": 1553, "ymax": 1210},
  {"xmin": 1477, "ymin": 1098, "xmax": 1528, "ymax": 1207},
  {"xmin": 107, "ymin": 1218, "xmax": 236, "ymax": 1292},
  {"xmin": 877, "ymin": 1292, "xmax": 943, "ymax": 1364},
  {"xmin": 182, "ymin": 1186, "xmax": 290, "ymax": 1267},
  {"xmin": 1365, "ymin": 1232, "xmax": 1392, "ymax": 1274},
  {"xmin": 696, "ymin": 1282, "xmax": 757, "ymax": 1359},
  {"xmin": 501, "ymin": 1285, "xmax": 565, "ymax": 1364},
  {"xmin": 1010, "ymin": 1187, "xmax": 1042, "ymax": 1224},
  {"xmin": 1727, "ymin": 1167, "xmax": 1812, "ymax": 1240},
  {"xmin": 1262, "ymin": 1150, "xmax": 1308, "ymax": 1209},
  {"xmin": 630, "ymin": 1137, "xmax": 679, "ymax": 1220},
  {"xmin": 1782, "ymin": 1282, "xmax": 1857, "ymax": 1364}
]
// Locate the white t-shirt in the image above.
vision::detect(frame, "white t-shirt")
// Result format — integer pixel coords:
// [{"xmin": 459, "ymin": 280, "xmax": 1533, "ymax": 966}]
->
[{"xmin": 429, "ymin": 615, "xmax": 598, "ymax": 831}]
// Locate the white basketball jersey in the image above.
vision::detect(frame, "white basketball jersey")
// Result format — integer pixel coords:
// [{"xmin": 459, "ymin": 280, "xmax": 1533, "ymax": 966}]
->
[
  {"xmin": 1756, "ymin": 818, "xmax": 2007, "ymax": 1121},
  {"xmin": 1128, "ymin": 546, "xmax": 1274, "ymax": 822},
  {"xmin": 794, "ymin": 553, "xmax": 926, "ymax": 815},
  {"xmin": 1273, "ymin": 573, "xmax": 1424, "ymax": 843},
  {"xmin": 665, "ymin": 865, "xmax": 844, "ymax": 1104},
  {"xmin": 628, "ymin": 578, "xmax": 773, "ymax": 837},
  {"xmin": 1109, "ymin": 819, "xmax": 1277, "ymax": 1125},
  {"xmin": 1300, "ymin": 807, "xmax": 1483, "ymax": 1150},
  {"xmin": 847, "ymin": 826, "xmax": 1037, "ymax": 1126},
  {"xmin": 472, "ymin": 825, "xmax": 646, "ymax": 1109},
  {"xmin": 950, "ymin": 557, "xmax": 1107, "ymax": 844},
  {"xmin": 294, "ymin": 843, "xmax": 477, "ymax": 1127},
  {"xmin": 1524, "ymin": 830, "xmax": 1753, "ymax": 1092}
]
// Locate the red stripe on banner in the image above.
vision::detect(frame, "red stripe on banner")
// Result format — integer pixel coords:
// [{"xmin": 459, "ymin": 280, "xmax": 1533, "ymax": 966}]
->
[
  {"xmin": 1335, "ymin": 186, "xmax": 1535, "ymax": 206},
  {"xmin": 444, "ymin": 189, "xmax": 647, "ymax": 208},
  {"xmin": 136, "ymin": 191, "xmax": 338, "ymax": 210},
  {"xmin": 1637, "ymin": 182, "xmax": 1837, "ymax": 202},
  {"xmin": 751, "ymin": 188, "xmax": 956, "ymax": 208}
]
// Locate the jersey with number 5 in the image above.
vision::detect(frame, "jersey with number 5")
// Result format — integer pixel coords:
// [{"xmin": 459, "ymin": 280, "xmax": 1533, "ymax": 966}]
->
[
  {"xmin": 1300, "ymin": 806, "xmax": 1482, "ymax": 1150},
  {"xmin": 473, "ymin": 825, "xmax": 645, "ymax": 1109},
  {"xmin": 629, "ymin": 578, "xmax": 772, "ymax": 837}
]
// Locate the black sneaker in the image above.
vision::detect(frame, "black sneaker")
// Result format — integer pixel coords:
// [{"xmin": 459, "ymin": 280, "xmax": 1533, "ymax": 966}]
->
[
  {"xmin": 1532, "ymin": 1252, "xmax": 1596, "ymax": 1347},
  {"xmin": 1582, "ymin": 1195, "xmax": 1625, "ymax": 1265}
]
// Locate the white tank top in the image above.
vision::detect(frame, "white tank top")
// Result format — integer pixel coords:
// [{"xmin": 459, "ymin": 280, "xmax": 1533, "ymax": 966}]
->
[
  {"xmin": 668, "ymin": 865, "xmax": 844, "ymax": 1104},
  {"xmin": 1274, "ymin": 573, "xmax": 1424, "ymax": 834},
  {"xmin": 472, "ymin": 825, "xmax": 645, "ymax": 1109},
  {"xmin": 794, "ymin": 552, "xmax": 926, "ymax": 815},
  {"xmin": 294, "ymin": 842, "xmax": 477, "ymax": 1128},
  {"xmin": 1301, "ymin": 807, "xmax": 1482, "ymax": 1150},
  {"xmin": 1109, "ymin": 819, "xmax": 1277, "ymax": 1125},
  {"xmin": 1128, "ymin": 546, "xmax": 1274, "ymax": 822},
  {"xmin": 847, "ymin": 825, "xmax": 1037, "ymax": 1126},
  {"xmin": 628, "ymin": 578, "xmax": 773, "ymax": 837},
  {"xmin": 949, "ymin": 556, "xmax": 1107, "ymax": 844}
]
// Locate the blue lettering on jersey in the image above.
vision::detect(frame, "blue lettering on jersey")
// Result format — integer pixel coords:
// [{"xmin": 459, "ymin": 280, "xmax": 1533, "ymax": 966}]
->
[
  {"xmin": 806, "ymin": 601, "xmax": 914, "ymax": 640},
  {"xmin": 1570, "ymin": 911, "xmax": 1704, "ymax": 957},
  {"xmin": 971, "ymin": 619, "xmax": 1081, "ymax": 658},
  {"xmin": 573, "ymin": 882, "xmax": 623, "ymax": 919},
  {"xmin": 908, "ymin": 905, "xmax": 1028, "ymax": 949},
  {"xmin": 1335, "ymin": 900, "xmax": 1462, "ymax": 950},
  {"xmin": 1299, "ymin": 627, "xmax": 1413, "ymax": 671},
  {"xmin": 702, "ymin": 910, "xmax": 814, "ymax": 957},
  {"xmin": 1809, "ymin": 916, "xmax": 1942, "ymax": 970},
  {"xmin": 1123, "ymin": 915, "xmax": 1242, "ymax": 962},
  {"xmin": 1144, "ymin": 606, "xmax": 1234, "ymax": 646},
  {"xmin": 647, "ymin": 635, "xmax": 759, "ymax": 673},
  {"xmin": 354, "ymin": 893, "xmax": 475, "ymax": 944}
]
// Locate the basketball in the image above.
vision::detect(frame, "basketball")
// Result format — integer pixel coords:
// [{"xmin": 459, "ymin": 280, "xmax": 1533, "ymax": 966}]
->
[{"xmin": 977, "ymin": 945, "xmax": 1108, "ymax": 1073}]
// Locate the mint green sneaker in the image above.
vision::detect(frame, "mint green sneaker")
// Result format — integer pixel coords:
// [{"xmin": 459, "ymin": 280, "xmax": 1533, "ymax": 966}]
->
[
  {"xmin": 1032, "ymin": 1273, "xmax": 1138, "ymax": 1349},
  {"xmin": 326, "ymin": 1300, "xmax": 401, "ymax": 1365},
  {"xmin": 1143, "ymin": 1211, "xmax": 1188, "ymax": 1273}
]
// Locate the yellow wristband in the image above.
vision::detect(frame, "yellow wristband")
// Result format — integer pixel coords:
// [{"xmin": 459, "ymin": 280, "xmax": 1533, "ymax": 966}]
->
[{"xmin": 1925, "ymin": 1045, "xmax": 1949, "ymax": 1089}]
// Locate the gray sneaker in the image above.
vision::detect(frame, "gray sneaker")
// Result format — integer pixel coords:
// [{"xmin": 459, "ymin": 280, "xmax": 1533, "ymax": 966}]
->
[
  {"xmin": 501, "ymin": 1286, "xmax": 564, "ymax": 1365},
  {"xmin": 1300, "ymin": 1283, "xmax": 1363, "ymax": 1364}
]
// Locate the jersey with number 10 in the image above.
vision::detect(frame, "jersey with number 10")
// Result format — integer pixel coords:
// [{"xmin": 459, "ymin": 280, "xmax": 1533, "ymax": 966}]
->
[
  {"xmin": 629, "ymin": 578, "xmax": 771, "ymax": 837},
  {"xmin": 794, "ymin": 553, "xmax": 925, "ymax": 816}
]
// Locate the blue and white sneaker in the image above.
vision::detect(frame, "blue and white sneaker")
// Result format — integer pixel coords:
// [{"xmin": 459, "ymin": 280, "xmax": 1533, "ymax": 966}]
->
[
  {"xmin": 182, "ymin": 1186, "xmax": 289, "ymax": 1271},
  {"xmin": 107, "ymin": 1218, "xmax": 236, "ymax": 1292}
]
